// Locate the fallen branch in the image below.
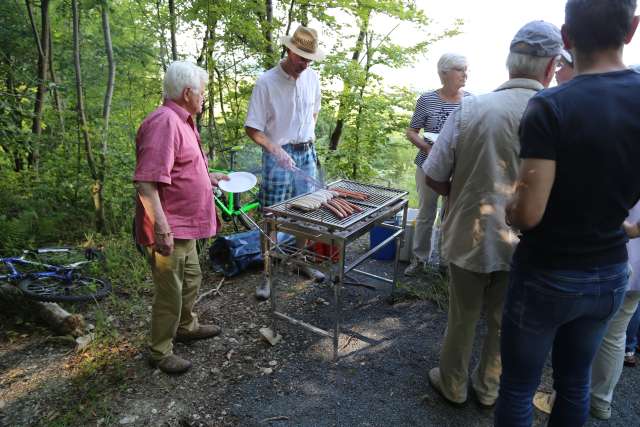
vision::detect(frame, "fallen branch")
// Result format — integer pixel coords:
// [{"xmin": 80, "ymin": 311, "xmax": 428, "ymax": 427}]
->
[
  {"xmin": 195, "ymin": 277, "xmax": 225, "ymax": 306},
  {"xmin": 0, "ymin": 284, "xmax": 86, "ymax": 337}
]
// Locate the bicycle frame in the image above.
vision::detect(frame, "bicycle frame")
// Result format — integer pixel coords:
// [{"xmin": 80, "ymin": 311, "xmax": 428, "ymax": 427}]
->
[
  {"xmin": 0, "ymin": 256, "xmax": 87, "ymax": 283},
  {"xmin": 209, "ymin": 145, "xmax": 262, "ymax": 231},
  {"xmin": 213, "ymin": 187, "xmax": 260, "ymax": 218}
]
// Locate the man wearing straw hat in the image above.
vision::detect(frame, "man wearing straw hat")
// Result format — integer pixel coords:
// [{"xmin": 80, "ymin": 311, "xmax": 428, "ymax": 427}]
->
[{"xmin": 245, "ymin": 25, "xmax": 327, "ymax": 300}]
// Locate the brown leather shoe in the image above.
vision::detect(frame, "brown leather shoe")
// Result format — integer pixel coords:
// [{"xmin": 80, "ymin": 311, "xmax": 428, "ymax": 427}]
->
[
  {"xmin": 149, "ymin": 354, "xmax": 192, "ymax": 374},
  {"xmin": 175, "ymin": 324, "xmax": 222, "ymax": 342}
]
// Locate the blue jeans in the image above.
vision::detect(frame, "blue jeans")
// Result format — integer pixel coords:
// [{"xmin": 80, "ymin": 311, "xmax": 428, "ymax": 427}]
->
[
  {"xmin": 261, "ymin": 144, "xmax": 317, "ymax": 207},
  {"xmin": 495, "ymin": 262, "xmax": 628, "ymax": 427},
  {"xmin": 625, "ymin": 300, "xmax": 640, "ymax": 353}
]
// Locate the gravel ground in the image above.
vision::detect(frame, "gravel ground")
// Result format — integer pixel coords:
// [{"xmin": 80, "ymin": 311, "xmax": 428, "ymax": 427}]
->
[
  {"xmin": 229, "ymin": 241, "xmax": 640, "ymax": 427},
  {"xmin": 1, "ymin": 237, "xmax": 640, "ymax": 426}
]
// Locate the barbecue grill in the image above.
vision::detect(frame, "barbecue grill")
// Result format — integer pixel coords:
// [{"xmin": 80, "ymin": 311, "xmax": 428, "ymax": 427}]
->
[{"xmin": 263, "ymin": 179, "xmax": 409, "ymax": 360}]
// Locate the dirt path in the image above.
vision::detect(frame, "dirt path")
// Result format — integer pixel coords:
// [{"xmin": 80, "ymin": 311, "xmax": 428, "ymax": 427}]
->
[{"xmin": 1, "ymin": 239, "xmax": 639, "ymax": 426}]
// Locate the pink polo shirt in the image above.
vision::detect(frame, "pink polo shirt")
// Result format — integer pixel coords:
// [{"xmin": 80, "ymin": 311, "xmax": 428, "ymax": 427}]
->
[{"xmin": 133, "ymin": 99, "xmax": 217, "ymax": 246}]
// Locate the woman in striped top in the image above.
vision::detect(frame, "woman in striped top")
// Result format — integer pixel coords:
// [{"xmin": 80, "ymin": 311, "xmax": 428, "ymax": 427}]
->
[{"xmin": 405, "ymin": 53, "xmax": 471, "ymax": 276}]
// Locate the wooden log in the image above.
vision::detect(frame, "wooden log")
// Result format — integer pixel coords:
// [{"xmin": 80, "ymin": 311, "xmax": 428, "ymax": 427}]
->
[{"xmin": 0, "ymin": 284, "xmax": 86, "ymax": 337}]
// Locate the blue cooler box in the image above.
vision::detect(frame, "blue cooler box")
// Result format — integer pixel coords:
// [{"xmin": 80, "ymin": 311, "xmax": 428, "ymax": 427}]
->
[{"xmin": 369, "ymin": 220, "xmax": 397, "ymax": 260}]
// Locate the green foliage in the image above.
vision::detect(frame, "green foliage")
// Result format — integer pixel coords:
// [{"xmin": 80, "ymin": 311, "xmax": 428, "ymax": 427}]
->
[{"xmin": 0, "ymin": 0, "xmax": 461, "ymax": 251}]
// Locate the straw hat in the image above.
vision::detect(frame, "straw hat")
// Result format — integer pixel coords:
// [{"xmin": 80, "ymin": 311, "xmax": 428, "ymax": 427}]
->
[{"xmin": 280, "ymin": 26, "xmax": 326, "ymax": 61}]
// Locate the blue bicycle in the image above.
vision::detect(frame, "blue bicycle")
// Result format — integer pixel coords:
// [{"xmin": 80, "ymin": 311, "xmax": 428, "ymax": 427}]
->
[{"xmin": 0, "ymin": 247, "xmax": 112, "ymax": 302}]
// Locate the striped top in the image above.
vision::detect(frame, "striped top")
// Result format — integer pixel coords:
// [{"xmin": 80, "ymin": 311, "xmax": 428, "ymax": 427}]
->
[{"xmin": 409, "ymin": 90, "xmax": 471, "ymax": 167}]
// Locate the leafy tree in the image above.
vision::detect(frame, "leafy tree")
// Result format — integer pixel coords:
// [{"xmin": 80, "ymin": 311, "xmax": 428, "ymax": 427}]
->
[{"xmin": 0, "ymin": 0, "xmax": 461, "ymax": 252}]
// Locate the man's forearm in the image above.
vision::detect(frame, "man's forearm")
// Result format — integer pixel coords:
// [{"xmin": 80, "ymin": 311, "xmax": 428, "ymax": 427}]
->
[
  {"xmin": 134, "ymin": 181, "xmax": 170, "ymax": 233},
  {"xmin": 245, "ymin": 127, "xmax": 275, "ymax": 152}
]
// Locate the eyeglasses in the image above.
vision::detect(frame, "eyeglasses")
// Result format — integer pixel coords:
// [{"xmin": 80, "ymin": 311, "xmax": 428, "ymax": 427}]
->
[{"xmin": 555, "ymin": 60, "xmax": 572, "ymax": 72}]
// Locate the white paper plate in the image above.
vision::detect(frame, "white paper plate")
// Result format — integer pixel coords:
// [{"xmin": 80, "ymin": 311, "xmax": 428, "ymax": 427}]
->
[
  {"xmin": 424, "ymin": 132, "xmax": 439, "ymax": 142},
  {"xmin": 218, "ymin": 171, "xmax": 257, "ymax": 193}
]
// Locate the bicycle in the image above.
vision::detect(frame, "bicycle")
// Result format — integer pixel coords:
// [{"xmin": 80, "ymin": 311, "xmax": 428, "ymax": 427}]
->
[
  {"xmin": 0, "ymin": 247, "xmax": 112, "ymax": 302},
  {"xmin": 210, "ymin": 145, "xmax": 261, "ymax": 232}
]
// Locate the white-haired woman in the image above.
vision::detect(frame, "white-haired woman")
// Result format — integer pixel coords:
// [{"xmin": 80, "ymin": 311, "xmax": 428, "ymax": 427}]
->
[{"xmin": 405, "ymin": 53, "xmax": 470, "ymax": 276}]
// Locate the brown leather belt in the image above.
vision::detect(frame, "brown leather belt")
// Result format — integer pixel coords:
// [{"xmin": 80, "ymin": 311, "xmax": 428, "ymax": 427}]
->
[{"xmin": 287, "ymin": 141, "xmax": 313, "ymax": 151}]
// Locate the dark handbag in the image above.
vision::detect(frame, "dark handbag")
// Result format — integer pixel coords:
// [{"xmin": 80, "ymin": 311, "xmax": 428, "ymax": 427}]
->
[{"xmin": 208, "ymin": 230, "xmax": 293, "ymax": 277}]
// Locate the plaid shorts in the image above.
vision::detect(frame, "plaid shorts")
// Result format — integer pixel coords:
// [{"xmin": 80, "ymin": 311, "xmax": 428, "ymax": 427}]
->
[{"xmin": 261, "ymin": 144, "xmax": 318, "ymax": 207}]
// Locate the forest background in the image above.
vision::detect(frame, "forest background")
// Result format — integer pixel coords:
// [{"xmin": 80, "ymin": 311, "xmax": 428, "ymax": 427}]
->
[{"xmin": 0, "ymin": 0, "xmax": 461, "ymax": 253}]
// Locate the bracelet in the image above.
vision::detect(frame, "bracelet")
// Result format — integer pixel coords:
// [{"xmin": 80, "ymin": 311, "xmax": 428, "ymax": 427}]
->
[{"xmin": 154, "ymin": 231, "xmax": 173, "ymax": 236}]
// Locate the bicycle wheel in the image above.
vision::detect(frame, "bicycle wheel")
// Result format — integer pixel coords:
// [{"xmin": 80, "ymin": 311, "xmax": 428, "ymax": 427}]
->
[{"xmin": 18, "ymin": 274, "xmax": 112, "ymax": 302}]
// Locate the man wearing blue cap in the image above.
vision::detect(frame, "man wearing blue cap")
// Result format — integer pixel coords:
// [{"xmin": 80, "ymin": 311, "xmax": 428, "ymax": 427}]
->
[
  {"xmin": 422, "ymin": 20, "xmax": 562, "ymax": 408},
  {"xmin": 498, "ymin": 0, "xmax": 640, "ymax": 425}
]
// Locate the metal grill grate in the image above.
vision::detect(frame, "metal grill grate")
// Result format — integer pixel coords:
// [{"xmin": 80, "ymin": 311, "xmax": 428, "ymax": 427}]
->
[{"xmin": 265, "ymin": 179, "xmax": 408, "ymax": 230}]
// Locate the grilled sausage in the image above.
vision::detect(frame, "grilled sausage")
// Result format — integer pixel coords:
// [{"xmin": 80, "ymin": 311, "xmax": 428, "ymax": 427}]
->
[
  {"xmin": 332, "ymin": 188, "xmax": 369, "ymax": 200},
  {"xmin": 328, "ymin": 200, "xmax": 348, "ymax": 217},
  {"xmin": 333, "ymin": 198, "xmax": 354, "ymax": 215},
  {"xmin": 323, "ymin": 202, "xmax": 344, "ymax": 218}
]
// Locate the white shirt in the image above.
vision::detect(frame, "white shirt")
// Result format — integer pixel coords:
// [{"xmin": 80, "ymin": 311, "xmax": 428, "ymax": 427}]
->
[{"xmin": 245, "ymin": 62, "xmax": 321, "ymax": 146}]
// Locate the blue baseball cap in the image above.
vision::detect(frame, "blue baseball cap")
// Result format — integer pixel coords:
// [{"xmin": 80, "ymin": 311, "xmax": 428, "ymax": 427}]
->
[{"xmin": 510, "ymin": 21, "xmax": 564, "ymax": 57}]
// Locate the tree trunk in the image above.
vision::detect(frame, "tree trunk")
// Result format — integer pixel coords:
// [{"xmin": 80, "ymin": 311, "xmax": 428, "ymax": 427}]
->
[
  {"xmin": 26, "ymin": 0, "xmax": 51, "ymax": 171},
  {"xmin": 72, "ymin": 0, "xmax": 105, "ymax": 232},
  {"xmin": 99, "ymin": 0, "xmax": 115, "ymax": 233},
  {"xmin": 0, "ymin": 284, "xmax": 86, "ymax": 337},
  {"xmin": 155, "ymin": 0, "xmax": 168, "ymax": 71},
  {"xmin": 329, "ymin": 13, "xmax": 369, "ymax": 151},
  {"xmin": 262, "ymin": 0, "xmax": 275, "ymax": 69},
  {"xmin": 281, "ymin": 0, "xmax": 296, "ymax": 59},
  {"xmin": 4, "ymin": 57, "xmax": 26, "ymax": 171},
  {"xmin": 48, "ymin": 27, "xmax": 66, "ymax": 137},
  {"xmin": 196, "ymin": 29, "xmax": 208, "ymax": 132},
  {"xmin": 352, "ymin": 32, "xmax": 373, "ymax": 180},
  {"xmin": 168, "ymin": 0, "xmax": 178, "ymax": 61},
  {"xmin": 100, "ymin": 0, "xmax": 115, "ymax": 160}
]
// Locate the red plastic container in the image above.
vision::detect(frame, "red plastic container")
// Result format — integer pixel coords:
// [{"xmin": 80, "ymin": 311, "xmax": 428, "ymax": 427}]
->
[{"xmin": 311, "ymin": 241, "xmax": 340, "ymax": 263}]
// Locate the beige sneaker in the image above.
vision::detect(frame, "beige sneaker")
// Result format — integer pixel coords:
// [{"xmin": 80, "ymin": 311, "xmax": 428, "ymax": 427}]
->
[
  {"xmin": 175, "ymin": 324, "xmax": 222, "ymax": 342},
  {"xmin": 428, "ymin": 367, "xmax": 466, "ymax": 406},
  {"xmin": 590, "ymin": 403, "xmax": 612, "ymax": 420},
  {"xmin": 533, "ymin": 390, "xmax": 556, "ymax": 415},
  {"xmin": 256, "ymin": 281, "xmax": 270, "ymax": 300},
  {"xmin": 149, "ymin": 354, "xmax": 192, "ymax": 374}
]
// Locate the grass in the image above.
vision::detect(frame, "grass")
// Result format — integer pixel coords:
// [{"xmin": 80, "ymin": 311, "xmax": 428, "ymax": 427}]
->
[
  {"xmin": 36, "ymin": 232, "xmax": 151, "ymax": 426},
  {"xmin": 396, "ymin": 267, "xmax": 450, "ymax": 310}
]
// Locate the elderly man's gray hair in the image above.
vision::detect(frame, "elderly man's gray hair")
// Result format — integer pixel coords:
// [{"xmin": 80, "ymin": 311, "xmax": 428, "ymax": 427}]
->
[
  {"xmin": 506, "ymin": 52, "xmax": 557, "ymax": 79},
  {"xmin": 163, "ymin": 61, "xmax": 208, "ymax": 101},
  {"xmin": 437, "ymin": 53, "xmax": 467, "ymax": 79}
]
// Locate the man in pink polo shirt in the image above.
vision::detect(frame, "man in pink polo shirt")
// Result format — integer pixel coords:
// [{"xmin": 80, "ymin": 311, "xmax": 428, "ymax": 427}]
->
[{"xmin": 134, "ymin": 61, "xmax": 228, "ymax": 374}]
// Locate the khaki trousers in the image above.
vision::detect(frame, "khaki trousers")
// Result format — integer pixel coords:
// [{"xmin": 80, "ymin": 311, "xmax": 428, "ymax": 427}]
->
[
  {"xmin": 591, "ymin": 290, "xmax": 640, "ymax": 410},
  {"xmin": 146, "ymin": 239, "xmax": 201, "ymax": 361},
  {"xmin": 439, "ymin": 263, "xmax": 509, "ymax": 404},
  {"xmin": 413, "ymin": 166, "xmax": 440, "ymax": 262}
]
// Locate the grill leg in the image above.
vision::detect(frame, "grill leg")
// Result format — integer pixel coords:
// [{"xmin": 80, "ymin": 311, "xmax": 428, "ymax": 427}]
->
[
  {"xmin": 392, "ymin": 203, "xmax": 409, "ymax": 294},
  {"xmin": 333, "ymin": 240, "xmax": 345, "ymax": 362},
  {"xmin": 266, "ymin": 218, "xmax": 278, "ymax": 333}
]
